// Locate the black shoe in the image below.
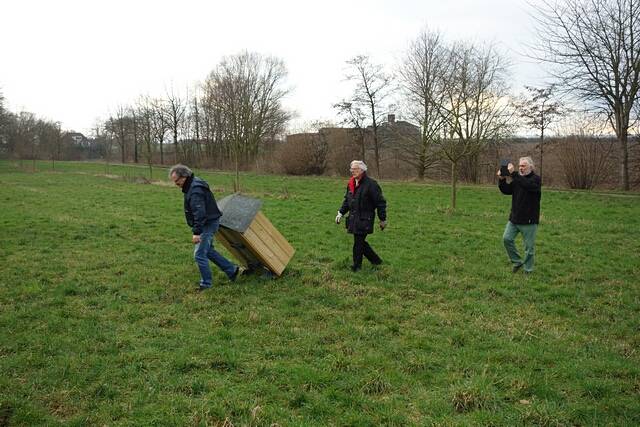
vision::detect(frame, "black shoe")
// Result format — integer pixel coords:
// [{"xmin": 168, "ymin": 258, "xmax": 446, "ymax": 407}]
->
[
  {"xmin": 230, "ymin": 266, "xmax": 240, "ymax": 282},
  {"xmin": 197, "ymin": 285, "xmax": 211, "ymax": 291},
  {"xmin": 350, "ymin": 265, "xmax": 361, "ymax": 272},
  {"xmin": 512, "ymin": 264, "xmax": 523, "ymax": 273},
  {"xmin": 371, "ymin": 259, "xmax": 383, "ymax": 266}
]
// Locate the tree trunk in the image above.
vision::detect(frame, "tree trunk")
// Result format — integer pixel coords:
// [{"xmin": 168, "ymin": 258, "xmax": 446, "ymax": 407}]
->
[
  {"xmin": 451, "ymin": 161, "xmax": 457, "ymax": 210},
  {"xmin": 174, "ymin": 128, "xmax": 179, "ymax": 163},
  {"xmin": 620, "ymin": 134, "xmax": 629, "ymax": 190},
  {"xmin": 539, "ymin": 127, "xmax": 544, "ymax": 182},
  {"xmin": 235, "ymin": 153, "xmax": 240, "ymax": 192},
  {"xmin": 374, "ymin": 141, "xmax": 381, "ymax": 178}
]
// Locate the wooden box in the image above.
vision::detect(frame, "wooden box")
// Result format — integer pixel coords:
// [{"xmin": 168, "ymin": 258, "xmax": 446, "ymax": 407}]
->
[{"xmin": 215, "ymin": 194, "xmax": 294, "ymax": 277}]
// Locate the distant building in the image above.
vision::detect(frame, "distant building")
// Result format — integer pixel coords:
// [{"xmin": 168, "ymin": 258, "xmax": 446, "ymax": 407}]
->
[
  {"xmin": 285, "ymin": 114, "xmax": 421, "ymax": 176},
  {"xmin": 62, "ymin": 132, "xmax": 89, "ymax": 147},
  {"xmin": 375, "ymin": 114, "xmax": 421, "ymax": 147}
]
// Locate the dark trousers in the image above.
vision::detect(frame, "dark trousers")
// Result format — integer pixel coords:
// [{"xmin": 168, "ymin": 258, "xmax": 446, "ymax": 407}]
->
[{"xmin": 352, "ymin": 233, "xmax": 382, "ymax": 268}]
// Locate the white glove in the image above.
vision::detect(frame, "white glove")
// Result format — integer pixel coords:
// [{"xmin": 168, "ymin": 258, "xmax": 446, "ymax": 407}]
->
[{"xmin": 335, "ymin": 211, "xmax": 343, "ymax": 224}]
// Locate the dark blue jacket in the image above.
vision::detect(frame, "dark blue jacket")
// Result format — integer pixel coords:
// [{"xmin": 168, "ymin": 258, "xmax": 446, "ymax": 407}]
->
[
  {"xmin": 182, "ymin": 175, "xmax": 222, "ymax": 235},
  {"xmin": 498, "ymin": 171, "xmax": 541, "ymax": 224}
]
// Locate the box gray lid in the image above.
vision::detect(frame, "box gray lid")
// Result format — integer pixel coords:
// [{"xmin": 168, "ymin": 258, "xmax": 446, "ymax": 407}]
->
[{"xmin": 217, "ymin": 193, "xmax": 263, "ymax": 233}]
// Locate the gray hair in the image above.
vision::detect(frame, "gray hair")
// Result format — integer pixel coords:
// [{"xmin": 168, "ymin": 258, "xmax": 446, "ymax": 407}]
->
[
  {"xmin": 519, "ymin": 156, "xmax": 535, "ymax": 171},
  {"xmin": 350, "ymin": 160, "xmax": 367, "ymax": 172},
  {"xmin": 168, "ymin": 164, "xmax": 193, "ymax": 179}
]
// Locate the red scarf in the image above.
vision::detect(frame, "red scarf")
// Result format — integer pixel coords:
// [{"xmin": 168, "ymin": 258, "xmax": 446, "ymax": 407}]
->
[{"xmin": 348, "ymin": 174, "xmax": 364, "ymax": 194}]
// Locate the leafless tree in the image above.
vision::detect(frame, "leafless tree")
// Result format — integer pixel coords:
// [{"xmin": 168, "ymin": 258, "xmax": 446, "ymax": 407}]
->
[
  {"xmin": 165, "ymin": 86, "xmax": 187, "ymax": 163},
  {"xmin": 106, "ymin": 106, "xmax": 128, "ymax": 163},
  {"xmin": 439, "ymin": 42, "xmax": 514, "ymax": 209},
  {"xmin": 92, "ymin": 121, "xmax": 113, "ymax": 174},
  {"xmin": 185, "ymin": 85, "xmax": 203, "ymax": 163},
  {"xmin": 203, "ymin": 51, "xmax": 291, "ymax": 190},
  {"xmin": 13, "ymin": 111, "xmax": 39, "ymax": 169},
  {"xmin": 557, "ymin": 134, "xmax": 615, "ymax": 189},
  {"xmin": 278, "ymin": 120, "xmax": 333, "ymax": 175},
  {"xmin": 333, "ymin": 101, "xmax": 368, "ymax": 162},
  {"xmin": 0, "ymin": 90, "xmax": 7, "ymax": 150},
  {"xmin": 516, "ymin": 85, "xmax": 566, "ymax": 181},
  {"xmin": 278, "ymin": 133, "xmax": 329, "ymax": 175},
  {"xmin": 150, "ymin": 98, "xmax": 168, "ymax": 165},
  {"xmin": 398, "ymin": 28, "xmax": 449, "ymax": 179},
  {"xmin": 136, "ymin": 96, "xmax": 157, "ymax": 178},
  {"xmin": 530, "ymin": 0, "xmax": 640, "ymax": 190},
  {"xmin": 199, "ymin": 86, "xmax": 222, "ymax": 162},
  {"xmin": 129, "ymin": 106, "xmax": 141, "ymax": 163},
  {"xmin": 39, "ymin": 120, "xmax": 63, "ymax": 169},
  {"xmin": 337, "ymin": 55, "xmax": 392, "ymax": 177}
]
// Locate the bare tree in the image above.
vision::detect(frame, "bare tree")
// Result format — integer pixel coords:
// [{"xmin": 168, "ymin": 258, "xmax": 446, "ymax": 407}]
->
[
  {"xmin": 151, "ymin": 98, "xmax": 168, "ymax": 165},
  {"xmin": 136, "ymin": 96, "xmax": 156, "ymax": 178},
  {"xmin": 531, "ymin": 0, "xmax": 640, "ymax": 190},
  {"xmin": 203, "ymin": 51, "xmax": 291, "ymax": 190},
  {"xmin": 279, "ymin": 120, "xmax": 333, "ymax": 175},
  {"xmin": 165, "ymin": 86, "xmax": 187, "ymax": 163},
  {"xmin": 278, "ymin": 133, "xmax": 329, "ymax": 175},
  {"xmin": 200, "ymin": 86, "xmax": 222, "ymax": 163},
  {"xmin": 106, "ymin": 106, "xmax": 128, "ymax": 163},
  {"xmin": 92, "ymin": 121, "xmax": 113, "ymax": 174},
  {"xmin": 186, "ymin": 85, "xmax": 203, "ymax": 163},
  {"xmin": 333, "ymin": 101, "xmax": 368, "ymax": 162},
  {"xmin": 337, "ymin": 55, "xmax": 392, "ymax": 177},
  {"xmin": 0, "ymin": 90, "xmax": 6, "ymax": 151},
  {"xmin": 39, "ymin": 120, "xmax": 63, "ymax": 169},
  {"xmin": 129, "ymin": 106, "xmax": 141, "ymax": 163},
  {"xmin": 12, "ymin": 111, "xmax": 39, "ymax": 169},
  {"xmin": 557, "ymin": 134, "xmax": 615, "ymax": 189},
  {"xmin": 439, "ymin": 42, "xmax": 514, "ymax": 209},
  {"xmin": 516, "ymin": 85, "xmax": 566, "ymax": 181},
  {"xmin": 398, "ymin": 28, "xmax": 449, "ymax": 179}
]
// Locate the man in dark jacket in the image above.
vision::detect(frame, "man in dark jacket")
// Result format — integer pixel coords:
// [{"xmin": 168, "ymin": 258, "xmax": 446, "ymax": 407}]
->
[
  {"xmin": 498, "ymin": 156, "xmax": 541, "ymax": 274},
  {"xmin": 170, "ymin": 164, "xmax": 239, "ymax": 290},
  {"xmin": 335, "ymin": 160, "xmax": 387, "ymax": 271}
]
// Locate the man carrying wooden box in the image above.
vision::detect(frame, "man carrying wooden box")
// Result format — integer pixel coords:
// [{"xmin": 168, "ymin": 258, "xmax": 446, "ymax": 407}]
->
[{"xmin": 169, "ymin": 164, "xmax": 241, "ymax": 291}]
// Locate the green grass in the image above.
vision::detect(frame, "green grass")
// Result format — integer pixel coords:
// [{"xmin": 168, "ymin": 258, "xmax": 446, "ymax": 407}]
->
[{"xmin": 1, "ymin": 160, "xmax": 639, "ymax": 426}]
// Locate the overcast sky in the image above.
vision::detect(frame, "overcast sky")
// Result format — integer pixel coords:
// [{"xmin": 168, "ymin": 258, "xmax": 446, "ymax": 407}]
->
[{"xmin": 0, "ymin": 0, "xmax": 548, "ymax": 135}]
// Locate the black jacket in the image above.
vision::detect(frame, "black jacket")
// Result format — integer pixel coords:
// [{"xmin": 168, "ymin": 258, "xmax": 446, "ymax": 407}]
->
[
  {"xmin": 182, "ymin": 175, "xmax": 222, "ymax": 234},
  {"xmin": 339, "ymin": 174, "xmax": 387, "ymax": 235},
  {"xmin": 498, "ymin": 171, "xmax": 541, "ymax": 224}
]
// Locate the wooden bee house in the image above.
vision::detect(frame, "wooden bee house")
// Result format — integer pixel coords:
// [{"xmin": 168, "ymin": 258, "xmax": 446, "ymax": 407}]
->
[{"xmin": 215, "ymin": 193, "xmax": 294, "ymax": 277}]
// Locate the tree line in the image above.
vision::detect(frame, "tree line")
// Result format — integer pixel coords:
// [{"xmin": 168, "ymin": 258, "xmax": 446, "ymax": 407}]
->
[
  {"xmin": 1, "ymin": 0, "xmax": 638, "ymax": 199},
  {"xmin": 0, "ymin": 92, "xmax": 69, "ymax": 170},
  {"xmin": 97, "ymin": 52, "xmax": 290, "ymax": 188}
]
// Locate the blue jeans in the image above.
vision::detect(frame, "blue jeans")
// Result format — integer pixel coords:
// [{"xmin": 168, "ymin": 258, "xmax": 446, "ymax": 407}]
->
[{"xmin": 194, "ymin": 220, "xmax": 236, "ymax": 287}]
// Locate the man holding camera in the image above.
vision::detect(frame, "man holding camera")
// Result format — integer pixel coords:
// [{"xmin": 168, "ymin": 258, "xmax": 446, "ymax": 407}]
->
[{"xmin": 497, "ymin": 156, "xmax": 541, "ymax": 274}]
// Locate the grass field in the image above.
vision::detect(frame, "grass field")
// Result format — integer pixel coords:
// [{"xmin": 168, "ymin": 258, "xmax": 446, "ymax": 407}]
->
[{"xmin": 1, "ymin": 160, "xmax": 639, "ymax": 426}]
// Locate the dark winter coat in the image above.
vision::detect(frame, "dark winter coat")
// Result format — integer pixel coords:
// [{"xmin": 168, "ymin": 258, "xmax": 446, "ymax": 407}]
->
[
  {"xmin": 339, "ymin": 173, "xmax": 387, "ymax": 235},
  {"xmin": 182, "ymin": 175, "xmax": 222, "ymax": 235},
  {"xmin": 498, "ymin": 171, "xmax": 541, "ymax": 224}
]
